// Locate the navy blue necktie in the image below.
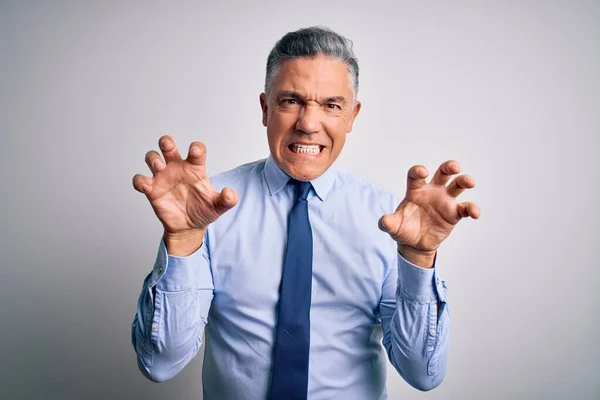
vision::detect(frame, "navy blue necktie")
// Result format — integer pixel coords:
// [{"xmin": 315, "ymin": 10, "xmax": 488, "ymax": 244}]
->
[{"xmin": 269, "ymin": 180, "xmax": 313, "ymax": 400}]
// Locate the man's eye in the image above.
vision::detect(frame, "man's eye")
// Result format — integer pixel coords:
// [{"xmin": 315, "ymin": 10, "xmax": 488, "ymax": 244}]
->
[
  {"xmin": 327, "ymin": 103, "xmax": 341, "ymax": 110},
  {"xmin": 283, "ymin": 99, "xmax": 297, "ymax": 104}
]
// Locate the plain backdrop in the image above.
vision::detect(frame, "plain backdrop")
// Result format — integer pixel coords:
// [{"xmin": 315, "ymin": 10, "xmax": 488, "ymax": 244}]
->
[{"xmin": 1, "ymin": 1, "xmax": 598, "ymax": 399}]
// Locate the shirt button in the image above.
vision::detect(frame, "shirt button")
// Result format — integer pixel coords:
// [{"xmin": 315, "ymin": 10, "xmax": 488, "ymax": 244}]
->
[
  {"xmin": 429, "ymin": 328, "xmax": 437, "ymax": 336},
  {"xmin": 151, "ymin": 323, "xmax": 158, "ymax": 331},
  {"xmin": 436, "ymin": 277, "xmax": 440, "ymax": 285},
  {"xmin": 157, "ymin": 267, "xmax": 163, "ymax": 275}
]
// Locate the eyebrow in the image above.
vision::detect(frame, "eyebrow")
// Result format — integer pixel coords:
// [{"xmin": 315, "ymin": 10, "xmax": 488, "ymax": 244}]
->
[
  {"xmin": 276, "ymin": 91, "xmax": 347, "ymax": 105},
  {"xmin": 322, "ymin": 96, "xmax": 347, "ymax": 105}
]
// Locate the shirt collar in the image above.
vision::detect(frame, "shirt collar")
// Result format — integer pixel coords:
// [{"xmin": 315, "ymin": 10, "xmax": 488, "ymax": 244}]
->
[{"xmin": 263, "ymin": 155, "xmax": 337, "ymax": 201}]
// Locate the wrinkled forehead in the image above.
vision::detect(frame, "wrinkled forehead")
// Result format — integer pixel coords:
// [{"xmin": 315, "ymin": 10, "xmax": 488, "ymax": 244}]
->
[{"xmin": 270, "ymin": 56, "xmax": 354, "ymax": 99}]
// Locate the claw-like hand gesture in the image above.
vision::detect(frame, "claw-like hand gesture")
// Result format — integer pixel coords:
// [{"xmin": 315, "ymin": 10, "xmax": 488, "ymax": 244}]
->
[
  {"xmin": 132, "ymin": 135, "xmax": 238, "ymax": 255},
  {"xmin": 379, "ymin": 160, "xmax": 480, "ymax": 268}
]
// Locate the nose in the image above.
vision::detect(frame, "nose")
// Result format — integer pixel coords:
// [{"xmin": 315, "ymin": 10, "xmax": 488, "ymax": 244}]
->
[{"xmin": 295, "ymin": 104, "xmax": 320, "ymax": 134}]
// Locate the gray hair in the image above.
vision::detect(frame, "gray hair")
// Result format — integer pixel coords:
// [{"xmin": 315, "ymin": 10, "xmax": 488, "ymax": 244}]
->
[{"xmin": 264, "ymin": 26, "xmax": 359, "ymax": 100}]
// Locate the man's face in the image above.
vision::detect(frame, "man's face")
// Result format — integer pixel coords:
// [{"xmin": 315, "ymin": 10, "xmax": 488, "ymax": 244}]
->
[{"xmin": 260, "ymin": 55, "xmax": 361, "ymax": 181}]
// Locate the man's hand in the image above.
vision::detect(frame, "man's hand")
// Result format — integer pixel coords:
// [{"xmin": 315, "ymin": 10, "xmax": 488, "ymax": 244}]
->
[
  {"xmin": 132, "ymin": 135, "xmax": 238, "ymax": 255},
  {"xmin": 379, "ymin": 160, "xmax": 480, "ymax": 268}
]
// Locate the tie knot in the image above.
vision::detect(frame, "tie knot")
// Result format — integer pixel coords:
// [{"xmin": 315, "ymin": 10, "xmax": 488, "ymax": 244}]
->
[{"xmin": 291, "ymin": 179, "xmax": 312, "ymax": 201}]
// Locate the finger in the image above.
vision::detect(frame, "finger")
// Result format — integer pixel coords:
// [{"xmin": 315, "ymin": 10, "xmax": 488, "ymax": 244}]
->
[
  {"xmin": 378, "ymin": 213, "xmax": 401, "ymax": 236},
  {"xmin": 159, "ymin": 135, "xmax": 182, "ymax": 163},
  {"xmin": 456, "ymin": 201, "xmax": 481, "ymax": 219},
  {"xmin": 187, "ymin": 141, "xmax": 207, "ymax": 166},
  {"xmin": 214, "ymin": 187, "xmax": 239, "ymax": 214},
  {"xmin": 132, "ymin": 174, "xmax": 153, "ymax": 195},
  {"xmin": 145, "ymin": 150, "xmax": 166, "ymax": 176},
  {"xmin": 447, "ymin": 175, "xmax": 476, "ymax": 198},
  {"xmin": 431, "ymin": 160, "xmax": 460, "ymax": 186},
  {"xmin": 406, "ymin": 165, "xmax": 429, "ymax": 190}
]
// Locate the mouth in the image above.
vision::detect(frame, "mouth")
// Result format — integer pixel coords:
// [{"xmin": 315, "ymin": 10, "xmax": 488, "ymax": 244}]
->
[{"xmin": 287, "ymin": 143, "xmax": 325, "ymax": 156}]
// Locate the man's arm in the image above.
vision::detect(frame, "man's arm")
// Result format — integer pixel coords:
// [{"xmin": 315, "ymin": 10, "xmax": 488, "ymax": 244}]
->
[
  {"xmin": 131, "ymin": 236, "xmax": 213, "ymax": 382},
  {"xmin": 131, "ymin": 136, "xmax": 238, "ymax": 381},
  {"xmin": 379, "ymin": 252, "xmax": 449, "ymax": 391},
  {"xmin": 377, "ymin": 160, "xmax": 478, "ymax": 389}
]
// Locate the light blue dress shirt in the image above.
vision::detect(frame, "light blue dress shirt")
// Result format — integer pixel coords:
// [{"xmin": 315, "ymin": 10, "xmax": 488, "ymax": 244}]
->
[{"xmin": 132, "ymin": 156, "xmax": 449, "ymax": 399}]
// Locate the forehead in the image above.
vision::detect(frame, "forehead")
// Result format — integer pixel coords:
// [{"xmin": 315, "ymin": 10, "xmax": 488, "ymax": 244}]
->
[{"xmin": 271, "ymin": 55, "xmax": 352, "ymax": 95}]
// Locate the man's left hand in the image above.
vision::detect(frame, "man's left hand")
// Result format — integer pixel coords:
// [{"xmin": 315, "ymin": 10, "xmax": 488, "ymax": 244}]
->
[{"xmin": 379, "ymin": 160, "xmax": 480, "ymax": 268}]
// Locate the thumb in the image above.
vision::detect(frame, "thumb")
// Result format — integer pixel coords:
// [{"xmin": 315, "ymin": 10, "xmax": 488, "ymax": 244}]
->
[
  {"xmin": 378, "ymin": 213, "xmax": 401, "ymax": 236},
  {"xmin": 215, "ymin": 187, "xmax": 239, "ymax": 215}
]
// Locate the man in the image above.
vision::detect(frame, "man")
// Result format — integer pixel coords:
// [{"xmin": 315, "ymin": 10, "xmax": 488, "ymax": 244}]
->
[{"xmin": 131, "ymin": 26, "xmax": 479, "ymax": 399}]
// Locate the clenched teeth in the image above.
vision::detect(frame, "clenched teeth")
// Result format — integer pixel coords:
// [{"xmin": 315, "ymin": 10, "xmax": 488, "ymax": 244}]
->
[{"xmin": 290, "ymin": 144, "xmax": 321, "ymax": 154}]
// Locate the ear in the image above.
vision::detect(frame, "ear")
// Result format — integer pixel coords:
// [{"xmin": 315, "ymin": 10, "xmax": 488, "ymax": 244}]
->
[
  {"xmin": 260, "ymin": 93, "xmax": 268, "ymax": 127},
  {"xmin": 346, "ymin": 101, "xmax": 361, "ymax": 133}
]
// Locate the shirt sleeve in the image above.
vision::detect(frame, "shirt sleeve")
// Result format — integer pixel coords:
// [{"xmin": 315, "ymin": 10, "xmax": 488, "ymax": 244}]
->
[
  {"xmin": 131, "ymin": 237, "xmax": 214, "ymax": 382},
  {"xmin": 379, "ymin": 252, "xmax": 449, "ymax": 391}
]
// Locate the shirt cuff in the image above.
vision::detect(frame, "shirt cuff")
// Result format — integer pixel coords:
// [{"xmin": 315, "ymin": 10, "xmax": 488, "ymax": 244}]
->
[
  {"xmin": 147, "ymin": 239, "xmax": 212, "ymax": 292},
  {"xmin": 397, "ymin": 252, "xmax": 447, "ymax": 303}
]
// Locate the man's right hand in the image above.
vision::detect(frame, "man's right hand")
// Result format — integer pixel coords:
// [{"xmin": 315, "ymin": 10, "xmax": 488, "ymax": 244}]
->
[{"xmin": 132, "ymin": 135, "xmax": 238, "ymax": 256}]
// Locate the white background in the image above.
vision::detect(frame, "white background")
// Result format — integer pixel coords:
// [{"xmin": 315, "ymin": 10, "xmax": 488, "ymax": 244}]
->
[{"xmin": 1, "ymin": 0, "xmax": 598, "ymax": 399}]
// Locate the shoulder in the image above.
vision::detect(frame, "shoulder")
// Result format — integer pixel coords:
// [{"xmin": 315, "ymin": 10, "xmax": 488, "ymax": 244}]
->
[{"xmin": 209, "ymin": 158, "xmax": 266, "ymax": 191}]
